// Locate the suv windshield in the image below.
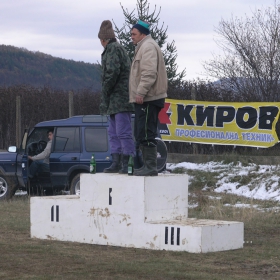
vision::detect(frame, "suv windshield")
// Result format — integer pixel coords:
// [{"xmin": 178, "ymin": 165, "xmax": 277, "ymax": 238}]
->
[{"xmin": 27, "ymin": 128, "xmax": 49, "ymax": 146}]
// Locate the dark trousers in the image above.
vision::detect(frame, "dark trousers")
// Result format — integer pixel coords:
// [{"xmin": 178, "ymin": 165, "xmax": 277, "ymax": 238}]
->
[
  {"xmin": 134, "ymin": 102, "xmax": 161, "ymax": 147},
  {"xmin": 29, "ymin": 160, "xmax": 49, "ymax": 178}
]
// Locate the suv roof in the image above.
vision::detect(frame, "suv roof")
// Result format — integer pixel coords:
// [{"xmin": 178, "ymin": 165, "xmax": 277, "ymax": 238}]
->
[{"xmin": 35, "ymin": 115, "xmax": 110, "ymax": 128}]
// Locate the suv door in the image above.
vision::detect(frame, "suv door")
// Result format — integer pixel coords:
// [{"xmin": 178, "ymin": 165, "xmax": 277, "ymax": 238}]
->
[
  {"xmin": 25, "ymin": 127, "xmax": 50, "ymax": 182},
  {"xmin": 49, "ymin": 127, "xmax": 81, "ymax": 187},
  {"xmin": 16, "ymin": 129, "xmax": 29, "ymax": 187}
]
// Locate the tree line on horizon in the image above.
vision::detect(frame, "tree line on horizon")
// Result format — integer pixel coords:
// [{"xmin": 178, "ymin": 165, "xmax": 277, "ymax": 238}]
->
[
  {"xmin": 0, "ymin": 45, "xmax": 101, "ymax": 91},
  {"xmin": 0, "ymin": 85, "xmax": 100, "ymax": 149}
]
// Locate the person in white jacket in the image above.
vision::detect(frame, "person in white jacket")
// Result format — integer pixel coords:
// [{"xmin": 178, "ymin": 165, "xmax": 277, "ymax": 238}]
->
[
  {"xmin": 28, "ymin": 129, "xmax": 53, "ymax": 178},
  {"xmin": 129, "ymin": 20, "xmax": 168, "ymax": 176}
]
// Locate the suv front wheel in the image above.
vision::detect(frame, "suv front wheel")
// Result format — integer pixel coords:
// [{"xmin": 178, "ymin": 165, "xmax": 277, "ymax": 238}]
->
[
  {"xmin": 0, "ymin": 173, "xmax": 16, "ymax": 200},
  {"xmin": 70, "ymin": 174, "xmax": 80, "ymax": 196}
]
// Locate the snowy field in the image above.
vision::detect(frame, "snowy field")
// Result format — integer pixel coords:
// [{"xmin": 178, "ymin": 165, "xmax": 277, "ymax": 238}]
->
[
  {"xmin": 16, "ymin": 161, "xmax": 280, "ymax": 204},
  {"xmin": 167, "ymin": 161, "xmax": 280, "ymax": 202}
]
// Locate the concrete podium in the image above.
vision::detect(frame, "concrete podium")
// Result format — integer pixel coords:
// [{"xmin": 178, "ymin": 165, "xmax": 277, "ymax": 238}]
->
[{"xmin": 30, "ymin": 174, "xmax": 243, "ymax": 253}]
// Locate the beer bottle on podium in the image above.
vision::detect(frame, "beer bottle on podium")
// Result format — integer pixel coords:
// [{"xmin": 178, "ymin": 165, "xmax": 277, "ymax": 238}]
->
[
  {"xmin": 90, "ymin": 153, "xmax": 96, "ymax": 174},
  {"xmin": 128, "ymin": 155, "xmax": 134, "ymax": 176}
]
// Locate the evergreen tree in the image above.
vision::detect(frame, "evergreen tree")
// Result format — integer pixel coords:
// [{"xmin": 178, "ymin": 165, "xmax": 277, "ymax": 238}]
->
[{"xmin": 113, "ymin": 0, "xmax": 185, "ymax": 85}]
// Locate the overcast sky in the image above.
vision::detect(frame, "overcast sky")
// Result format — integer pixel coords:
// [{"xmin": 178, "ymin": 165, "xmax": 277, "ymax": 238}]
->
[{"xmin": 0, "ymin": 0, "xmax": 272, "ymax": 81}]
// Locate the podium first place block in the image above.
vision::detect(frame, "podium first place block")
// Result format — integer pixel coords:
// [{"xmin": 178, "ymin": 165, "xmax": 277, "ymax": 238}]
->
[{"xmin": 30, "ymin": 173, "xmax": 244, "ymax": 253}]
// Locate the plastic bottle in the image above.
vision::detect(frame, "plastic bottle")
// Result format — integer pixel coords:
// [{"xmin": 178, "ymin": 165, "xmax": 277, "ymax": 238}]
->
[
  {"xmin": 90, "ymin": 153, "xmax": 96, "ymax": 174},
  {"xmin": 128, "ymin": 155, "xmax": 134, "ymax": 176}
]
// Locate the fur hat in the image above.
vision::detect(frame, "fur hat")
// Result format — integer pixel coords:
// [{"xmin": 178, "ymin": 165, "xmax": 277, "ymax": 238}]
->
[{"xmin": 98, "ymin": 20, "xmax": 115, "ymax": 40}]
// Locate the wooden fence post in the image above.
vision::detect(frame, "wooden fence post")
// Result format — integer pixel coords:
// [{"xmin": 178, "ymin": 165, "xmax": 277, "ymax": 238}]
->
[
  {"xmin": 16, "ymin": 96, "xmax": 21, "ymax": 147},
  {"xmin": 69, "ymin": 91, "xmax": 74, "ymax": 117}
]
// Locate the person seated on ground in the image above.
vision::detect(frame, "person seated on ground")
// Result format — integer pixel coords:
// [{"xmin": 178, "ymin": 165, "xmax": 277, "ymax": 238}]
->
[{"xmin": 28, "ymin": 129, "xmax": 53, "ymax": 179}]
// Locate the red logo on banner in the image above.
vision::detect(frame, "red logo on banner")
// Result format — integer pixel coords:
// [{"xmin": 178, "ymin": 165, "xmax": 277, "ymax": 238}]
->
[{"xmin": 159, "ymin": 103, "xmax": 171, "ymax": 124}]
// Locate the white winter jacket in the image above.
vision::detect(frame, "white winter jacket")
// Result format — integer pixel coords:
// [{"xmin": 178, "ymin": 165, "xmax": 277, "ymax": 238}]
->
[
  {"xmin": 31, "ymin": 140, "xmax": 52, "ymax": 164},
  {"xmin": 129, "ymin": 35, "xmax": 168, "ymax": 103}
]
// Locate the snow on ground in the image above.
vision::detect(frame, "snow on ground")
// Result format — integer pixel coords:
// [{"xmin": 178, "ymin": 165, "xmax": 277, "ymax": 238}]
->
[
  {"xmin": 167, "ymin": 161, "xmax": 280, "ymax": 202},
  {"xmin": 16, "ymin": 161, "xmax": 280, "ymax": 204}
]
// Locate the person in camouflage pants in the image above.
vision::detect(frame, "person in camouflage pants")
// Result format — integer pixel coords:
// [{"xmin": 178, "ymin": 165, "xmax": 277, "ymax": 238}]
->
[{"xmin": 98, "ymin": 20, "xmax": 135, "ymax": 174}]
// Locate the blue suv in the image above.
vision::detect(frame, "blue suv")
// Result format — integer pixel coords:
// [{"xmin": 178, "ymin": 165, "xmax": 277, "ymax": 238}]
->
[{"xmin": 0, "ymin": 115, "xmax": 167, "ymax": 200}]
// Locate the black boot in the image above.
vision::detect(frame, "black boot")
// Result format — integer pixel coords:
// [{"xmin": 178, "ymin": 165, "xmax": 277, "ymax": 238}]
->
[
  {"xmin": 134, "ymin": 146, "xmax": 158, "ymax": 176},
  {"xmin": 119, "ymin": 154, "xmax": 130, "ymax": 174},
  {"xmin": 103, "ymin": 153, "xmax": 121, "ymax": 173},
  {"xmin": 134, "ymin": 146, "xmax": 145, "ymax": 172}
]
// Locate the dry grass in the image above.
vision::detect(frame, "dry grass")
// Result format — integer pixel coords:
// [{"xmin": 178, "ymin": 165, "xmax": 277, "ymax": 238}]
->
[{"xmin": 1, "ymin": 191, "xmax": 280, "ymax": 279}]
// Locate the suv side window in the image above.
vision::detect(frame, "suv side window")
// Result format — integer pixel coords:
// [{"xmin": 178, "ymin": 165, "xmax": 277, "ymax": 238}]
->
[
  {"xmin": 85, "ymin": 128, "xmax": 108, "ymax": 152},
  {"xmin": 54, "ymin": 127, "xmax": 80, "ymax": 152}
]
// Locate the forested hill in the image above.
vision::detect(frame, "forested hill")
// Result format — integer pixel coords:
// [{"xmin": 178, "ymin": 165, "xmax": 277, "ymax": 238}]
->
[{"xmin": 0, "ymin": 45, "xmax": 101, "ymax": 91}]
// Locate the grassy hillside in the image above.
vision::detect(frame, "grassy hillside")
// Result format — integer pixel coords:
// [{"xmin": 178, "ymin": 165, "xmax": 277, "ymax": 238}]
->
[
  {"xmin": 0, "ymin": 45, "xmax": 101, "ymax": 91},
  {"xmin": 1, "ymin": 185, "xmax": 280, "ymax": 279}
]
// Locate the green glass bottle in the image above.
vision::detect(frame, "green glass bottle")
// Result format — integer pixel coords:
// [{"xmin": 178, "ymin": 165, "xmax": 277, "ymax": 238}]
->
[
  {"xmin": 128, "ymin": 155, "xmax": 134, "ymax": 176},
  {"xmin": 90, "ymin": 153, "xmax": 96, "ymax": 174}
]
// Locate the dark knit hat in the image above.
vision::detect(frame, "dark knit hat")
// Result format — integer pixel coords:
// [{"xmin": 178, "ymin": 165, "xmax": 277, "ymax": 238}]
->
[
  {"xmin": 132, "ymin": 19, "xmax": 150, "ymax": 35},
  {"xmin": 98, "ymin": 20, "xmax": 115, "ymax": 40}
]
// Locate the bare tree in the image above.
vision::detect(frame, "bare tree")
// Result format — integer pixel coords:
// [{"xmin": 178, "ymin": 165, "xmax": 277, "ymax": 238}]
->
[{"xmin": 204, "ymin": 1, "xmax": 280, "ymax": 101}]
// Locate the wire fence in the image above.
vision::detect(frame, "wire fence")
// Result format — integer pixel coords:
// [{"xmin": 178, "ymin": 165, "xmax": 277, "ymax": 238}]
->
[{"xmin": 1, "ymin": 84, "xmax": 280, "ymax": 156}]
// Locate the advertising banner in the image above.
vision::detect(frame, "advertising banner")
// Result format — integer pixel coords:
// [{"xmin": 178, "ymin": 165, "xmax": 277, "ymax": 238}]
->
[{"xmin": 158, "ymin": 99, "xmax": 280, "ymax": 148}]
